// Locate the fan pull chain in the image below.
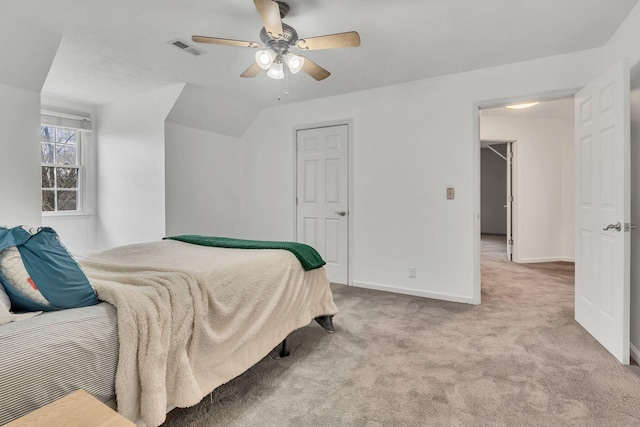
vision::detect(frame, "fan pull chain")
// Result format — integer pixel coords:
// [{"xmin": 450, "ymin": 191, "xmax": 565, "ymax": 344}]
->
[
  {"xmin": 284, "ymin": 66, "xmax": 290, "ymax": 96},
  {"xmin": 277, "ymin": 67, "xmax": 291, "ymax": 101}
]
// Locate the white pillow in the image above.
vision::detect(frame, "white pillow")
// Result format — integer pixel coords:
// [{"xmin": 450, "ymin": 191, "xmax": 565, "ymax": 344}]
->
[{"xmin": 0, "ymin": 284, "xmax": 41, "ymax": 326}]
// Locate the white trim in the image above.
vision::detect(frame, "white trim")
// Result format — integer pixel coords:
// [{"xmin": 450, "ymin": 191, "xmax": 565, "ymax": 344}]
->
[
  {"xmin": 517, "ymin": 256, "xmax": 575, "ymax": 263},
  {"xmin": 42, "ymin": 212, "xmax": 93, "ymax": 220},
  {"xmin": 630, "ymin": 342, "xmax": 640, "ymax": 364},
  {"xmin": 352, "ymin": 281, "xmax": 474, "ymax": 305},
  {"xmin": 293, "ymin": 119, "xmax": 354, "ymax": 286},
  {"xmin": 472, "ymin": 103, "xmax": 482, "ymax": 304},
  {"xmin": 476, "ymin": 89, "xmax": 581, "ymax": 111}
]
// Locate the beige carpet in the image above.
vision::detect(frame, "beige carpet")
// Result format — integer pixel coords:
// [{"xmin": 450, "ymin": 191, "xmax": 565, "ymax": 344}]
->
[{"xmin": 163, "ymin": 235, "xmax": 640, "ymax": 426}]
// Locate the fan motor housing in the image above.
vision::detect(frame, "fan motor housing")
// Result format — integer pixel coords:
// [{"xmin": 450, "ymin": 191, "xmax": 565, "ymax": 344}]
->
[
  {"xmin": 260, "ymin": 23, "xmax": 298, "ymax": 45},
  {"xmin": 260, "ymin": 22, "xmax": 298, "ymax": 51}
]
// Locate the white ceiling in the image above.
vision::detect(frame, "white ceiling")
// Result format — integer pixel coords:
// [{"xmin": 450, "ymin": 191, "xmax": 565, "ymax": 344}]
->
[{"xmin": 5, "ymin": 0, "xmax": 638, "ymax": 108}]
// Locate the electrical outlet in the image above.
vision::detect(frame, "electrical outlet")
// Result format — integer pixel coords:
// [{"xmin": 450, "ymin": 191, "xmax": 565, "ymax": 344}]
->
[{"xmin": 409, "ymin": 267, "xmax": 416, "ymax": 278}]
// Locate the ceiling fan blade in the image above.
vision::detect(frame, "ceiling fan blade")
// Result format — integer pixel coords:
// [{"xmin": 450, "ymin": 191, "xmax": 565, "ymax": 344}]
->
[
  {"xmin": 301, "ymin": 57, "xmax": 330, "ymax": 81},
  {"xmin": 253, "ymin": 0, "xmax": 284, "ymax": 39},
  {"xmin": 241, "ymin": 63, "xmax": 263, "ymax": 78},
  {"xmin": 192, "ymin": 36, "xmax": 260, "ymax": 48},
  {"xmin": 296, "ymin": 31, "xmax": 361, "ymax": 50}
]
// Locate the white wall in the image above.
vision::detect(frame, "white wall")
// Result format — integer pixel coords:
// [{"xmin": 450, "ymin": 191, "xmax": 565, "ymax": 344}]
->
[
  {"xmin": 40, "ymin": 96, "xmax": 98, "ymax": 253},
  {"xmin": 480, "ymin": 115, "xmax": 575, "ymax": 262},
  {"xmin": 0, "ymin": 24, "xmax": 60, "ymax": 228},
  {"xmin": 164, "ymin": 122, "xmax": 245, "ymax": 237},
  {"xmin": 0, "ymin": 20, "xmax": 60, "ymax": 93},
  {"xmin": 167, "ymin": 84, "xmax": 260, "ymax": 138},
  {"xmin": 0, "ymin": 84, "xmax": 43, "ymax": 227},
  {"xmin": 605, "ymin": 1, "xmax": 640, "ymax": 69},
  {"xmin": 232, "ymin": 48, "xmax": 602, "ymax": 303},
  {"xmin": 96, "ymin": 84, "xmax": 183, "ymax": 249}
]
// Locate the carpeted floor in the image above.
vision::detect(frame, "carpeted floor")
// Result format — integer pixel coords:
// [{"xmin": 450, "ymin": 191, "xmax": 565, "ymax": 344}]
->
[{"xmin": 163, "ymin": 235, "xmax": 640, "ymax": 426}]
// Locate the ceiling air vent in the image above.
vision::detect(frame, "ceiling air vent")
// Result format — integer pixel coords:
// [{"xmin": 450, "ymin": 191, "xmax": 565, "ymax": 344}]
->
[{"xmin": 167, "ymin": 38, "xmax": 206, "ymax": 56}]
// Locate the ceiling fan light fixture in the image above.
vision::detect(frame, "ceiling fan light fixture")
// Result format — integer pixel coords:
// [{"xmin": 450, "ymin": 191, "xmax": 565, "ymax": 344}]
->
[
  {"xmin": 267, "ymin": 61, "xmax": 285, "ymax": 79},
  {"xmin": 255, "ymin": 49, "xmax": 276, "ymax": 70},
  {"xmin": 284, "ymin": 52, "xmax": 304, "ymax": 74},
  {"xmin": 191, "ymin": 1, "xmax": 360, "ymax": 82}
]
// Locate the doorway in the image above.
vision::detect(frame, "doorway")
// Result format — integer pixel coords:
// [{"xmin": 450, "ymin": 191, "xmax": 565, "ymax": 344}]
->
[
  {"xmin": 480, "ymin": 140, "xmax": 514, "ymax": 261},
  {"xmin": 479, "ymin": 98, "xmax": 576, "ymax": 265},
  {"xmin": 477, "ymin": 99, "xmax": 577, "ymax": 307}
]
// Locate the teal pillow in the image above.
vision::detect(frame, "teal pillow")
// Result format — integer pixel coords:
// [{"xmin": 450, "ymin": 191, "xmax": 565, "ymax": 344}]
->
[{"xmin": 0, "ymin": 226, "xmax": 97, "ymax": 311}]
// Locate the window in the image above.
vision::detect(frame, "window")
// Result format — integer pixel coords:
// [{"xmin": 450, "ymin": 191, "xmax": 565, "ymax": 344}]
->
[{"xmin": 41, "ymin": 125, "xmax": 83, "ymax": 212}]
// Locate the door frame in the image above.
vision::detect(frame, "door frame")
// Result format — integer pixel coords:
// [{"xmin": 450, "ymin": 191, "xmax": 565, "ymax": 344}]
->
[
  {"xmin": 472, "ymin": 89, "xmax": 579, "ymax": 304},
  {"xmin": 292, "ymin": 119, "xmax": 354, "ymax": 285}
]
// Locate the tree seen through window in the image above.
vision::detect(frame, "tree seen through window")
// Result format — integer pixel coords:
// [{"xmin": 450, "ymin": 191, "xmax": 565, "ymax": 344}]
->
[{"xmin": 41, "ymin": 126, "xmax": 81, "ymax": 212}]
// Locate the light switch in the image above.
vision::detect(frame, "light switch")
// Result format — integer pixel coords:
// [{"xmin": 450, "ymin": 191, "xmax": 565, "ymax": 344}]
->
[{"xmin": 446, "ymin": 187, "xmax": 455, "ymax": 200}]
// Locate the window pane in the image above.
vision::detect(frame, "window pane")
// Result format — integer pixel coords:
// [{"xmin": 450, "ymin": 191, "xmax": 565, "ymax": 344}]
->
[
  {"xmin": 42, "ymin": 191, "xmax": 55, "ymax": 211},
  {"xmin": 56, "ymin": 167, "xmax": 78, "ymax": 189},
  {"xmin": 56, "ymin": 144, "xmax": 77, "ymax": 165},
  {"xmin": 41, "ymin": 126, "xmax": 55, "ymax": 142},
  {"xmin": 56, "ymin": 128, "xmax": 77, "ymax": 144},
  {"xmin": 57, "ymin": 190, "xmax": 77, "ymax": 211},
  {"xmin": 41, "ymin": 143, "xmax": 55, "ymax": 163},
  {"xmin": 40, "ymin": 125, "xmax": 84, "ymax": 213},
  {"xmin": 42, "ymin": 166, "xmax": 55, "ymax": 188}
]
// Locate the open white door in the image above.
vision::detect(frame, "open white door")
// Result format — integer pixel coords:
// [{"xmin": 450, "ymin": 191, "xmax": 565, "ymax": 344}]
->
[{"xmin": 575, "ymin": 60, "xmax": 630, "ymax": 364}]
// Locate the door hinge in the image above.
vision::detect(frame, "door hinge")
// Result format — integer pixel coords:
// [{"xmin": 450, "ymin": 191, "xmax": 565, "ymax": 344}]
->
[
  {"xmin": 625, "ymin": 223, "xmax": 636, "ymax": 232},
  {"xmin": 508, "ymin": 239, "xmax": 514, "ymax": 245},
  {"xmin": 508, "ymin": 152, "xmax": 513, "ymax": 159}
]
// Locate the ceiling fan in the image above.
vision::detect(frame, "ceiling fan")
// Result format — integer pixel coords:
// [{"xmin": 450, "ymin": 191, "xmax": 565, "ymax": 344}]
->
[{"xmin": 192, "ymin": 0, "xmax": 360, "ymax": 81}]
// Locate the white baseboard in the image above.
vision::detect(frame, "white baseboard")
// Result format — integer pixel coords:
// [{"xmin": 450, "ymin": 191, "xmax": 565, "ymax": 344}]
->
[
  {"xmin": 351, "ymin": 281, "xmax": 474, "ymax": 305},
  {"xmin": 630, "ymin": 343, "xmax": 640, "ymax": 365},
  {"xmin": 516, "ymin": 256, "xmax": 575, "ymax": 263}
]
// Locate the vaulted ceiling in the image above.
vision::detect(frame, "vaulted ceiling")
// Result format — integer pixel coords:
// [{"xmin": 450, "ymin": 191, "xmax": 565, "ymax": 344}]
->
[{"xmin": 5, "ymin": 0, "xmax": 639, "ymax": 108}]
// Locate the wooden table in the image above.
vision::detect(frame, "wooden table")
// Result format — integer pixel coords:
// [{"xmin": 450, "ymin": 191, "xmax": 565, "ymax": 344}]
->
[{"xmin": 5, "ymin": 390, "xmax": 136, "ymax": 427}]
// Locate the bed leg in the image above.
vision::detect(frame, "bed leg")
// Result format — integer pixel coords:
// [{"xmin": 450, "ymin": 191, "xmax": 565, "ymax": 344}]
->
[
  {"xmin": 279, "ymin": 338, "xmax": 290, "ymax": 357},
  {"xmin": 314, "ymin": 315, "xmax": 335, "ymax": 333}
]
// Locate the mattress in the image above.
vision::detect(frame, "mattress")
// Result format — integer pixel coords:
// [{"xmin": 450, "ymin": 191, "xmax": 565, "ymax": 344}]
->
[
  {"xmin": 77, "ymin": 240, "xmax": 338, "ymax": 426},
  {"xmin": 0, "ymin": 302, "xmax": 118, "ymax": 425}
]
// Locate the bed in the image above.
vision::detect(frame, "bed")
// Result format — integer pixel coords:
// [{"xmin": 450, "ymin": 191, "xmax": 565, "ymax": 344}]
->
[{"xmin": 0, "ymin": 236, "xmax": 338, "ymax": 427}]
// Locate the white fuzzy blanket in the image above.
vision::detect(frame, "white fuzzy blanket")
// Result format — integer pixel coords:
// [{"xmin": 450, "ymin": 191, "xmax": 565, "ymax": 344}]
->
[{"xmin": 77, "ymin": 240, "xmax": 338, "ymax": 427}]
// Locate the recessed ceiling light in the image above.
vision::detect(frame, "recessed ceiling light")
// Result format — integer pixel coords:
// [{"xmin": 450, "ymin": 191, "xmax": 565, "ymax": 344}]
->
[{"xmin": 506, "ymin": 102, "xmax": 539, "ymax": 109}]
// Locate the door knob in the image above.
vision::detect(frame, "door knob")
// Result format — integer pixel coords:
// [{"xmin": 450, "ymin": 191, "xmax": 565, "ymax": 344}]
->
[
  {"xmin": 603, "ymin": 222, "xmax": 622, "ymax": 232},
  {"xmin": 335, "ymin": 211, "xmax": 346, "ymax": 217}
]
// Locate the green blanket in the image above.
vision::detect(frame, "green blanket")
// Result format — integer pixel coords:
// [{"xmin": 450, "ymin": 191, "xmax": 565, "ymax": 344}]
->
[{"xmin": 164, "ymin": 235, "xmax": 326, "ymax": 271}]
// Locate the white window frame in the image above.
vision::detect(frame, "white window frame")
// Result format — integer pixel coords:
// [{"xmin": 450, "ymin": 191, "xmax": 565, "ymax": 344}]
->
[
  {"xmin": 40, "ymin": 125, "xmax": 86, "ymax": 215},
  {"xmin": 40, "ymin": 110, "xmax": 94, "ymax": 217}
]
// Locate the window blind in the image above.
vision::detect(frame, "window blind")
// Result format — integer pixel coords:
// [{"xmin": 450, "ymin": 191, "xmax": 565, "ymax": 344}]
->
[{"xmin": 41, "ymin": 111, "xmax": 93, "ymax": 132}]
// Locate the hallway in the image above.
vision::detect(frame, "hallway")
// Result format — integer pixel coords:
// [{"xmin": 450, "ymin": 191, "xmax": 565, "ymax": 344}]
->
[{"xmin": 481, "ymin": 233, "xmax": 575, "ymax": 303}]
